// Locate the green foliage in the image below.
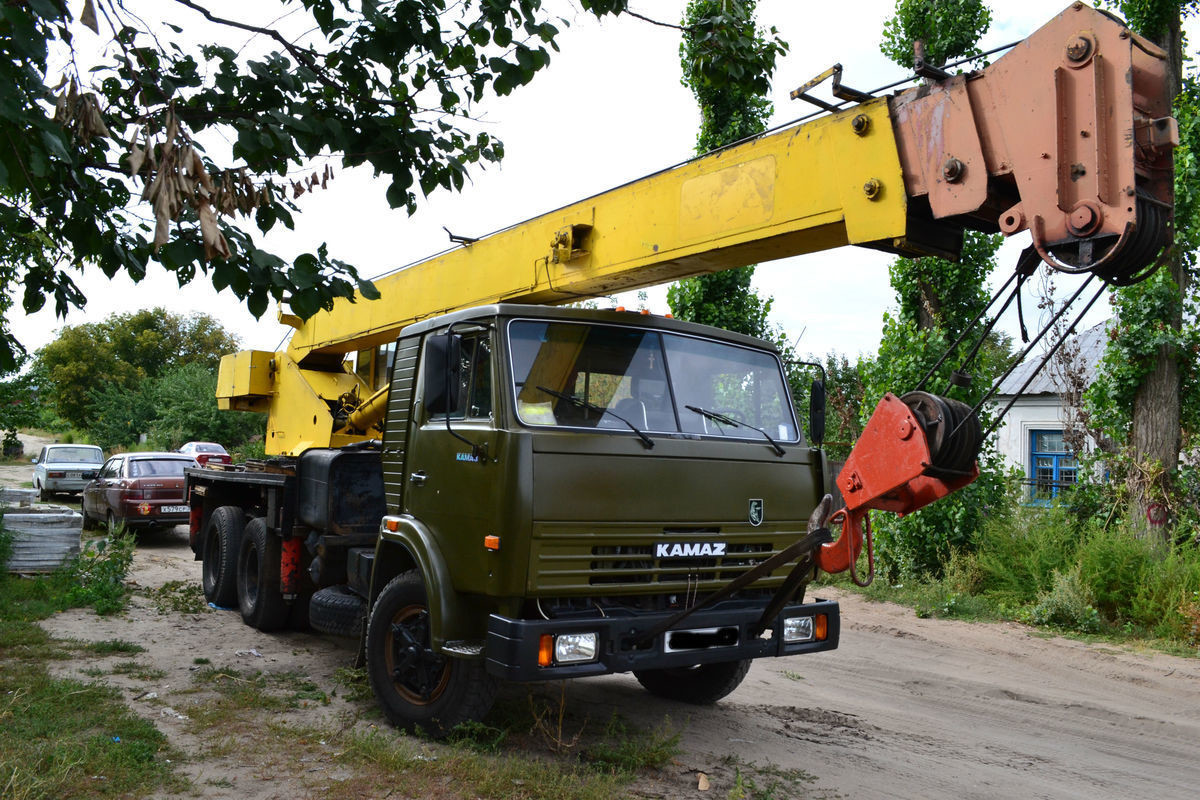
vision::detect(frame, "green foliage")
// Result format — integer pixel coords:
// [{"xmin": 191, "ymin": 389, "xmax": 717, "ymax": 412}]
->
[
  {"xmin": 0, "ymin": 2, "xmax": 682, "ymax": 366},
  {"xmin": 35, "ymin": 308, "xmax": 240, "ymax": 429},
  {"xmin": 87, "ymin": 381, "xmax": 157, "ymax": 453},
  {"xmin": 0, "ymin": 524, "xmax": 12, "ymax": 572},
  {"xmin": 146, "ymin": 362, "xmax": 264, "ymax": 451},
  {"xmin": 57, "ymin": 533, "xmax": 136, "ymax": 615},
  {"xmin": 669, "ymin": 1, "xmax": 784, "ymax": 337},
  {"xmin": 1028, "ymin": 566, "xmax": 1103, "ymax": 633},
  {"xmin": 880, "ymin": 0, "xmax": 992, "ymax": 68},
  {"xmin": 1108, "ymin": 0, "xmax": 1200, "ymax": 41},
  {"xmin": 973, "ymin": 504, "xmax": 1083, "ymax": 604},
  {"xmin": 668, "ymin": 267, "xmax": 774, "ymax": 338}
]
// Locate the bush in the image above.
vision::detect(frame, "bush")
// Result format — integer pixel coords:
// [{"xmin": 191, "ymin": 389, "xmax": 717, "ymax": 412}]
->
[
  {"xmin": 973, "ymin": 503, "xmax": 1082, "ymax": 605},
  {"xmin": 1029, "ymin": 566, "xmax": 1102, "ymax": 633}
]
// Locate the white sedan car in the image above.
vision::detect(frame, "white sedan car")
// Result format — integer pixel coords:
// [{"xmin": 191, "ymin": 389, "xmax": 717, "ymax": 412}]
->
[{"xmin": 32, "ymin": 443, "xmax": 105, "ymax": 501}]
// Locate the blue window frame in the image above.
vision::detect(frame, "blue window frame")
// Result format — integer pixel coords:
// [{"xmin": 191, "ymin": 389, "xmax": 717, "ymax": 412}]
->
[{"xmin": 1028, "ymin": 429, "xmax": 1077, "ymax": 504}]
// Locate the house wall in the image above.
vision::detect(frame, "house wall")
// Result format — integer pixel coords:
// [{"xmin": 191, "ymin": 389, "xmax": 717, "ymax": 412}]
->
[{"xmin": 991, "ymin": 394, "xmax": 1078, "ymax": 474}]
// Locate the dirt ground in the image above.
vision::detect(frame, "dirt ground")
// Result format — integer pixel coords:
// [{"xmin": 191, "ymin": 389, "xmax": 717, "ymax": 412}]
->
[{"xmin": 11, "ymin": 430, "xmax": 1200, "ymax": 799}]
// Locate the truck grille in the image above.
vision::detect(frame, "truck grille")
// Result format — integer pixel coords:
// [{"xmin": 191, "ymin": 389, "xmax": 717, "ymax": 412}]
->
[{"xmin": 530, "ymin": 525, "xmax": 793, "ymax": 594}]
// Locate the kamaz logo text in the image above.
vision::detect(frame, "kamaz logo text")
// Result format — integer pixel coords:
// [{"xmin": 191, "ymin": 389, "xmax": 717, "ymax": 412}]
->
[{"xmin": 655, "ymin": 542, "xmax": 727, "ymax": 558}]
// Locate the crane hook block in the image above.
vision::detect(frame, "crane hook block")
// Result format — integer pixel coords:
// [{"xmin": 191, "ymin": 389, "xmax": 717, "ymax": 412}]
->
[{"xmin": 814, "ymin": 392, "xmax": 981, "ymax": 581}]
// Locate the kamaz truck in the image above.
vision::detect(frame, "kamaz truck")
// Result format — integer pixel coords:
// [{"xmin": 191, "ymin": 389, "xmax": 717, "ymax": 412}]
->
[{"xmin": 186, "ymin": 4, "xmax": 1176, "ymax": 736}]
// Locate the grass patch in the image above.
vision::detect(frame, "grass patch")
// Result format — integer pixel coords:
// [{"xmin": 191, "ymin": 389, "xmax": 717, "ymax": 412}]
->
[
  {"xmin": 186, "ymin": 667, "xmax": 331, "ymax": 730},
  {"xmin": 334, "ymin": 726, "xmax": 634, "ymax": 800},
  {"xmin": 112, "ymin": 661, "xmax": 168, "ymax": 681},
  {"xmin": 582, "ymin": 714, "xmax": 681, "ymax": 772},
  {"xmin": 725, "ymin": 757, "xmax": 816, "ymax": 800},
  {"xmin": 80, "ymin": 639, "xmax": 146, "ymax": 656}
]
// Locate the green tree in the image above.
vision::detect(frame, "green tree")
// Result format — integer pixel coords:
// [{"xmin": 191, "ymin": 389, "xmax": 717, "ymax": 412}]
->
[
  {"xmin": 1089, "ymin": 0, "xmax": 1200, "ymax": 536},
  {"xmin": 881, "ymin": 0, "xmax": 991, "ymax": 68},
  {"xmin": 35, "ymin": 308, "xmax": 240, "ymax": 429},
  {"xmin": 666, "ymin": 0, "xmax": 785, "ymax": 338},
  {"xmin": 147, "ymin": 362, "xmax": 263, "ymax": 450}
]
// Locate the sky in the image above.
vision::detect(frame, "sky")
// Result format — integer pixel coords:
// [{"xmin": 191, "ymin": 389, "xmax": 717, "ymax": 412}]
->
[{"xmin": 6, "ymin": 0, "xmax": 1186, "ymax": 361}]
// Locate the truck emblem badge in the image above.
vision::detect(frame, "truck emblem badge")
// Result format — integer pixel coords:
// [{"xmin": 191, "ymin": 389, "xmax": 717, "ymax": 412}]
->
[
  {"xmin": 656, "ymin": 542, "xmax": 727, "ymax": 558},
  {"xmin": 749, "ymin": 499, "xmax": 764, "ymax": 526},
  {"xmin": 456, "ymin": 452, "xmax": 481, "ymax": 463}
]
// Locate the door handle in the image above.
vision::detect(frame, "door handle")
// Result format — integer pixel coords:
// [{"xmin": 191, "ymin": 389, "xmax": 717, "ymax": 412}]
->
[{"xmin": 409, "ymin": 471, "xmax": 427, "ymax": 486}]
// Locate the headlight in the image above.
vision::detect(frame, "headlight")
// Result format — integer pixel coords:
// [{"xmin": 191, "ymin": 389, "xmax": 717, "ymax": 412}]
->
[
  {"xmin": 553, "ymin": 632, "xmax": 598, "ymax": 664},
  {"xmin": 783, "ymin": 616, "xmax": 814, "ymax": 643}
]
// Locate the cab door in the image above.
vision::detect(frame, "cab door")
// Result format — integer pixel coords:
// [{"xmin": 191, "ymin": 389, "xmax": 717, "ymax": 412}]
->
[{"xmin": 402, "ymin": 330, "xmax": 504, "ymax": 591}]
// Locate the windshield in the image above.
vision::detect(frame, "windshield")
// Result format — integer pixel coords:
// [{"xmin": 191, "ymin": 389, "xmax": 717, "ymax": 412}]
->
[
  {"xmin": 129, "ymin": 459, "xmax": 191, "ymax": 477},
  {"xmin": 508, "ymin": 320, "xmax": 798, "ymax": 442},
  {"xmin": 47, "ymin": 446, "xmax": 103, "ymax": 464}
]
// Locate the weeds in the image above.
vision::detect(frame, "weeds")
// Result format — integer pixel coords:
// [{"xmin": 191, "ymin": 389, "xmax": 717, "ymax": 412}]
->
[
  {"xmin": 583, "ymin": 713, "xmax": 681, "ymax": 772},
  {"xmin": 57, "ymin": 532, "xmax": 136, "ymax": 615},
  {"xmin": 81, "ymin": 639, "xmax": 145, "ymax": 656}
]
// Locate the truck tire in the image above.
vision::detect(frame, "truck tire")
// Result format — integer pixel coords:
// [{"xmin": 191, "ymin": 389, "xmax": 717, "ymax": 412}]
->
[
  {"xmin": 633, "ymin": 659, "xmax": 753, "ymax": 705},
  {"xmin": 237, "ymin": 517, "xmax": 289, "ymax": 631},
  {"xmin": 201, "ymin": 506, "xmax": 244, "ymax": 607},
  {"xmin": 366, "ymin": 570, "xmax": 498, "ymax": 738},
  {"xmin": 309, "ymin": 585, "xmax": 365, "ymax": 637}
]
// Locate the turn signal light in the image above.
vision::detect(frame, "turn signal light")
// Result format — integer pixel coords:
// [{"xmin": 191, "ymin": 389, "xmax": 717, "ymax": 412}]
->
[
  {"xmin": 815, "ymin": 613, "xmax": 828, "ymax": 641},
  {"xmin": 385, "ymin": 518, "xmax": 400, "ymax": 532},
  {"xmin": 484, "ymin": 535, "xmax": 500, "ymax": 550},
  {"xmin": 538, "ymin": 634, "xmax": 554, "ymax": 667}
]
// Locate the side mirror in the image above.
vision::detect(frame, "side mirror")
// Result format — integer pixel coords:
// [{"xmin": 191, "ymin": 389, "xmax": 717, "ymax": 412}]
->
[
  {"xmin": 809, "ymin": 379, "xmax": 826, "ymax": 446},
  {"xmin": 30, "ymin": 457, "xmax": 38, "ymax": 464},
  {"xmin": 423, "ymin": 332, "xmax": 462, "ymax": 415}
]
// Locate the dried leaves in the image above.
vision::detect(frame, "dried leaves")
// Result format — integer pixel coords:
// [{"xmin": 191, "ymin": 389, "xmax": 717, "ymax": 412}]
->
[
  {"xmin": 52, "ymin": 78, "xmax": 110, "ymax": 144},
  {"xmin": 125, "ymin": 109, "xmax": 334, "ymax": 261}
]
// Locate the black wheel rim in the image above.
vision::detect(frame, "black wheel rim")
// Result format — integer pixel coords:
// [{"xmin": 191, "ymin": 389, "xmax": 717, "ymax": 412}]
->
[{"xmin": 383, "ymin": 605, "xmax": 450, "ymax": 705}]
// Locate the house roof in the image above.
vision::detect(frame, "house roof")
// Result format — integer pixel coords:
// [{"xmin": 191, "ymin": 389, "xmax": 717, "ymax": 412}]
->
[{"xmin": 994, "ymin": 321, "xmax": 1107, "ymax": 396}]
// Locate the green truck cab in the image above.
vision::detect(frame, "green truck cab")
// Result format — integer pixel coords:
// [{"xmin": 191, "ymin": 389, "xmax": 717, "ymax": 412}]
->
[{"xmin": 188, "ymin": 304, "xmax": 840, "ymax": 736}]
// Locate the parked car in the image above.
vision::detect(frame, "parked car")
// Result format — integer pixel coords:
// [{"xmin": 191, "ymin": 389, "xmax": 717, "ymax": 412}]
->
[
  {"xmin": 82, "ymin": 452, "xmax": 198, "ymax": 531},
  {"xmin": 177, "ymin": 441, "xmax": 233, "ymax": 467},
  {"xmin": 31, "ymin": 444, "xmax": 104, "ymax": 501}
]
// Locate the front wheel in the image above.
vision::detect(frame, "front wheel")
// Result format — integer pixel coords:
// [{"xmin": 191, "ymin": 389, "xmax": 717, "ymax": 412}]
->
[
  {"xmin": 365, "ymin": 571, "xmax": 498, "ymax": 738},
  {"xmin": 633, "ymin": 659, "xmax": 752, "ymax": 705}
]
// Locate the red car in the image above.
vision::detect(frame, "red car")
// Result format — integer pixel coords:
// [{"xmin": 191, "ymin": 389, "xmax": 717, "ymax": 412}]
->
[
  {"xmin": 82, "ymin": 452, "xmax": 198, "ymax": 531},
  {"xmin": 178, "ymin": 441, "xmax": 233, "ymax": 467}
]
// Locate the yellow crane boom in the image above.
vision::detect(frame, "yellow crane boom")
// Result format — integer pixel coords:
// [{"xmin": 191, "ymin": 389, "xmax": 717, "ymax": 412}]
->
[{"xmin": 218, "ymin": 3, "xmax": 1175, "ymax": 455}]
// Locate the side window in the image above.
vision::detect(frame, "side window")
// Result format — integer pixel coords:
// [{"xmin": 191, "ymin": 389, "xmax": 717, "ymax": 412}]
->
[
  {"xmin": 37, "ymin": 447, "xmax": 46, "ymax": 462},
  {"xmin": 99, "ymin": 459, "xmax": 117, "ymax": 479},
  {"xmin": 448, "ymin": 333, "xmax": 492, "ymax": 420}
]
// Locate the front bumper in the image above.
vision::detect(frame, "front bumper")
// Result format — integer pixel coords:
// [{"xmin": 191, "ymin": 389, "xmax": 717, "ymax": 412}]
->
[{"xmin": 485, "ymin": 597, "xmax": 839, "ymax": 681}]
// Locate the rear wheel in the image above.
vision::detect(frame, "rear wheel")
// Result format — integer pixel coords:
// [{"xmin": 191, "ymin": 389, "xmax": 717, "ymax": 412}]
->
[
  {"xmin": 36, "ymin": 481, "xmax": 48, "ymax": 503},
  {"xmin": 237, "ymin": 517, "xmax": 289, "ymax": 631},
  {"xmin": 633, "ymin": 659, "xmax": 752, "ymax": 704},
  {"xmin": 201, "ymin": 506, "xmax": 244, "ymax": 607},
  {"xmin": 366, "ymin": 571, "xmax": 498, "ymax": 737}
]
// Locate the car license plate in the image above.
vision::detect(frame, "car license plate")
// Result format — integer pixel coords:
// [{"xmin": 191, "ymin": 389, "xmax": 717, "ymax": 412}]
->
[
  {"xmin": 162, "ymin": 505, "xmax": 189, "ymax": 513},
  {"xmin": 66, "ymin": 472, "xmax": 81, "ymax": 480}
]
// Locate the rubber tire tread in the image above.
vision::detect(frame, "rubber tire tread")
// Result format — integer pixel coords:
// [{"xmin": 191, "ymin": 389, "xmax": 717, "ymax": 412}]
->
[
  {"xmin": 201, "ymin": 506, "xmax": 244, "ymax": 607},
  {"xmin": 309, "ymin": 586, "xmax": 365, "ymax": 637},
  {"xmin": 237, "ymin": 517, "xmax": 289, "ymax": 632},
  {"xmin": 633, "ymin": 659, "xmax": 753, "ymax": 705},
  {"xmin": 366, "ymin": 570, "xmax": 499, "ymax": 738}
]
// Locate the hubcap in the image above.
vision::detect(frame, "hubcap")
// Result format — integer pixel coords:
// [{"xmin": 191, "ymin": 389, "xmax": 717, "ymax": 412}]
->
[{"xmin": 384, "ymin": 605, "xmax": 449, "ymax": 704}]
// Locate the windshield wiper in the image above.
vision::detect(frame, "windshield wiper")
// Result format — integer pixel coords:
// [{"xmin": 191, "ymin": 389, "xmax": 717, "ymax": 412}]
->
[
  {"xmin": 685, "ymin": 405, "xmax": 786, "ymax": 456},
  {"xmin": 537, "ymin": 386, "xmax": 654, "ymax": 449}
]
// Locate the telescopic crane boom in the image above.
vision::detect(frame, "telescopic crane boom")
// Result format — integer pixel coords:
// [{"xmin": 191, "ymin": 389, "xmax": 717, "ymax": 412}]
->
[{"xmin": 218, "ymin": 3, "xmax": 1176, "ymax": 456}]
